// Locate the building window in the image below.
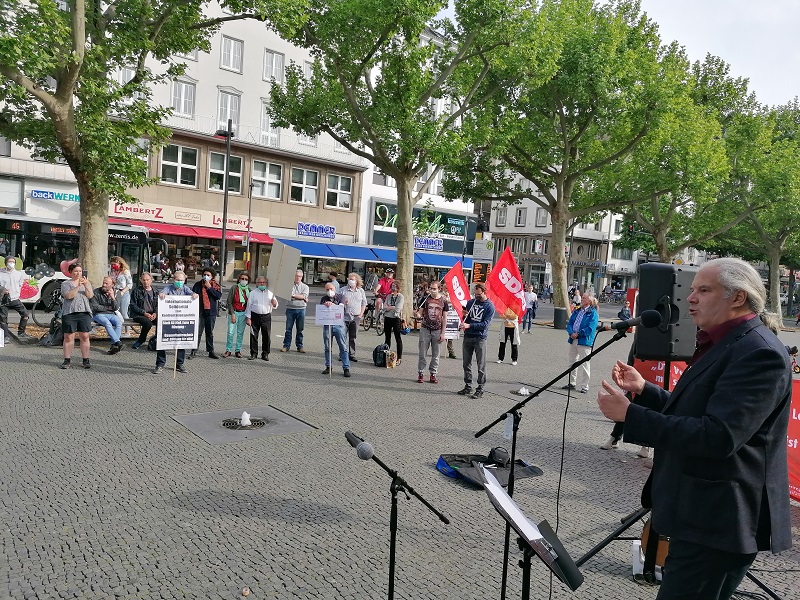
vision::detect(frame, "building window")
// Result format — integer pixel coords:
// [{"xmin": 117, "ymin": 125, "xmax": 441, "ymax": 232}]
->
[
  {"xmin": 298, "ymin": 133, "xmax": 318, "ymax": 147},
  {"xmin": 303, "ymin": 60, "xmax": 314, "ymax": 79},
  {"xmin": 260, "ymin": 101, "xmax": 280, "ymax": 146},
  {"xmin": 218, "ymin": 91, "xmax": 240, "ymax": 132},
  {"xmin": 290, "ymin": 167, "xmax": 318, "ymax": 205},
  {"xmin": 171, "ymin": 80, "xmax": 195, "ymax": 117},
  {"xmin": 614, "ymin": 220, "xmax": 622, "ymax": 234},
  {"xmin": 515, "ymin": 207, "xmax": 527, "ymax": 227},
  {"xmin": 252, "ymin": 160, "xmax": 282, "ymax": 200},
  {"xmin": 535, "ymin": 208, "xmax": 548, "ymax": 227},
  {"xmin": 264, "ymin": 49, "xmax": 285, "ymax": 84},
  {"xmin": 221, "ymin": 36, "xmax": 243, "ymax": 73},
  {"xmin": 0, "ymin": 136, "xmax": 10, "ymax": 157},
  {"xmin": 176, "ymin": 49, "xmax": 198, "ymax": 61},
  {"xmin": 208, "ymin": 152, "xmax": 242, "ymax": 193},
  {"xmin": 333, "ymin": 140, "xmax": 349, "ymax": 154},
  {"xmin": 326, "ymin": 174, "xmax": 352, "ymax": 209},
  {"xmin": 161, "ymin": 144, "xmax": 198, "ymax": 186},
  {"xmin": 611, "ymin": 246, "xmax": 634, "ymax": 260},
  {"xmin": 521, "ymin": 238, "xmax": 528, "ymax": 254},
  {"xmin": 496, "ymin": 207, "xmax": 507, "ymax": 227}
]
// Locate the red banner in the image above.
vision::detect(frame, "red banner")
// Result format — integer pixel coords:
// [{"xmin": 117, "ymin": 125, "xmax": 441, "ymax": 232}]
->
[
  {"xmin": 485, "ymin": 248, "xmax": 524, "ymax": 317},
  {"xmin": 443, "ymin": 261, "xmax": 470, "ymax": 321},
  {"xmin": 789, "ymin": 381, "xmax": 800, "ymax": 501}
]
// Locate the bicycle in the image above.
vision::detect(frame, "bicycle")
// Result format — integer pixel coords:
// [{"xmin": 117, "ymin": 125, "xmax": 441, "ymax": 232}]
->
[
  {"xmin": 361, "ymin": 299, "xmax": 385, "ymax": 335},
  {"xmin": 32, "ymin": 289, "xmax": 63, "ymax": 327}
]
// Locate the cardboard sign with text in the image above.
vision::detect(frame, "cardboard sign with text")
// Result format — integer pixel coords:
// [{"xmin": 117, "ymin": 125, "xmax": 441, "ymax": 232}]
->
[
  {"xmin": 266, "ymin": 240, "xmax": 302, "ymax": 300},
  {"xmin": 157, "ymin": 296, "xmax": 199, "ymax": 350}
]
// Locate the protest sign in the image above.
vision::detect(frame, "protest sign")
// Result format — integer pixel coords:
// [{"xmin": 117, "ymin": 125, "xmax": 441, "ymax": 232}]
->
[
  {"xmin": 156, "ymin": 296, "xmax": 199, "ymax": 350},
  {"xmin": 316, "ymin": 304, "xmax": 345, "ymax": 327},
  {"xmin": 444, "ymin": 311, "xmax": 461, "ymax": 340}
]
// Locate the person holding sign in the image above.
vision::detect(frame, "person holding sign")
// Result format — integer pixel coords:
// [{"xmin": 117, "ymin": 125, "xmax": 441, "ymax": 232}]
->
[
  {"xmin": 153, "ymin": 272, "xmax": 197, "ymax": 374},
  {"xmin": 319, "ymin": 282, "xmax": 350, "ymax": 377}
]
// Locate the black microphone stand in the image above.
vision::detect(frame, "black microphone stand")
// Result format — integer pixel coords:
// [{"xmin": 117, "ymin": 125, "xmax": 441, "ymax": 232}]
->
[
  {"xmin": 476, "ymin": 327, "xmax": 630, "ymax": 600},
  {"xmin": 359, "ymin": 446, "xmax": 450, "ymax": 600}
]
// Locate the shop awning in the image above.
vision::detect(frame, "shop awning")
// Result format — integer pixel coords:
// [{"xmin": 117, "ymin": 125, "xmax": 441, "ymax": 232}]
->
[
  {"xmin": 371, "ymin": 248, "xmax": 397, "ymax": 264},
  {"xmin": 191, "ymin": 225, "xmax": 273, "ymax": 244},
  {"xmin": 415, "ymin": 252, "xmax": 473, "ymax": 270},
  {"xmin": 277, "ymin": 238, "xmax": 336, "ymax": 259},
  {"xmin": 109, "ymin": 218, "xmax": 273, "ymax": 244},
  {"xmin": 110, "ymin": 218, "xmax": 198, "ymax": 237},
  {"xmin": 327, "ymin": 244, "xmax": 381, "ymax": 262}
]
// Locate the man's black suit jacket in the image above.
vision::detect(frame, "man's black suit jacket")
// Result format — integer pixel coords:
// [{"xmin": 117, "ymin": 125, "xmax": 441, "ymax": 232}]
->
[{"xmin": 625, "ymin": 316, "xmax": 792, "ymax": 554}]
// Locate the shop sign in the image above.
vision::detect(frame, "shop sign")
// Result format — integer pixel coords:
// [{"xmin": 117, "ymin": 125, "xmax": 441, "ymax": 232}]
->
[
  {"xmin": 31, "ymin": 189, "xmax": 80, "ymax": 203},
  {"xmin": 472, "ymin": 238, "xmax": 495, "ymax": 261},
  {"xmin": 297, "ymin": 222, "xmax": 336, "ymax": 239},
  {"xmin": 373, "ymin": 201, "xmax": 466, "ymax": 240},
  {"xmin": 108, "ymin": 200, "xmax": 269, "ymax": 233},
  {"xmin": 414, "ymin": 236, "xmax": 443, "ymax": 251}
]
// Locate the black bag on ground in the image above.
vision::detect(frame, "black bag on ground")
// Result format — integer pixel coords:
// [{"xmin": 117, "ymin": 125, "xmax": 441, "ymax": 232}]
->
[
  {"xmin": 436, "ymin": 449, "xmax": 543, "ymax": 489},
  {"xmin": 373, "ymin": 343, "xmax": 390, "ymax": 367},
  {"xmin": 38, "ymin": 318, "xmax": 64, "ymax": 347},
  {"xmin": 147, "ymin": 335, "xmax": 157, "ymax": 351}
]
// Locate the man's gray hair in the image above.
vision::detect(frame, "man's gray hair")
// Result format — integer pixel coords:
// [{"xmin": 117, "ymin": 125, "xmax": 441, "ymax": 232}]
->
[{"xmin": 701, "ymin": 258, "xmax": 781, "ymax": 333}]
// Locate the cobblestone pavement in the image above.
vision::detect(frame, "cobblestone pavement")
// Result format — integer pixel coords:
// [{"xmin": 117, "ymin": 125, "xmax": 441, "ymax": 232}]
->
[{"xmin": 1, "ymin": 316, "xmax": 798, "ymax": 600}]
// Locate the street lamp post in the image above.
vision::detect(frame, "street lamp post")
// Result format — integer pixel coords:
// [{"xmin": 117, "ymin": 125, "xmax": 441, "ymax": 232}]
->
[
  {"xmin": 214, "ymin": 118, "xmax": 233, "ymax": 281},
  {"xmin": 245, "ymin": 179, "xmax": 254, "ymax": 271}
]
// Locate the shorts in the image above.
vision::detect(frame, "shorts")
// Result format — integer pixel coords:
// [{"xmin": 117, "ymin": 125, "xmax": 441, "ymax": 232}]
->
[{"xmin": 62, "ymin": 312, "xmax": 93, "ymax": 333}]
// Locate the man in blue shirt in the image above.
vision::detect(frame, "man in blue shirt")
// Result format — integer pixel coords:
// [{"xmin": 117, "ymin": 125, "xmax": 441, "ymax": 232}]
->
[{"xmin": 457, "ymin": 283, "xmax": 495, "ymax": 399}]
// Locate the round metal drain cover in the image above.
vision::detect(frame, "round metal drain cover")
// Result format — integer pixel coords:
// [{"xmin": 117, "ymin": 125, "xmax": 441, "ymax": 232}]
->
[{"xmin": 221, "ymin": 417, "xmax": 269, "ymax": 431}]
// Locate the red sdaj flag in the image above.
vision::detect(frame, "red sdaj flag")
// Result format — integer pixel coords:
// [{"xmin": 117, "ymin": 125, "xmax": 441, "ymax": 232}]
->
[
  {"xmin": 443, "ymin": 261, "xmax": 471, "ymax": 320},
  {"xmin": 486, "ymin": 247, "xmax": 524, "ymax": 317}
]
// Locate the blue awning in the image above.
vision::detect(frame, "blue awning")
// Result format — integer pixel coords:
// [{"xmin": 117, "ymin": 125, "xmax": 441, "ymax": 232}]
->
[
  {"xmin": 327, "ymin": 244, "xmax": 380, "ymax": 262},
  {"xmin": 371, "ymin": 248, "xmax": 397, "ymax": 264},
  {"xmin": 415, "ymin": 252, "xmax": 473, "ymax": 270},
  {"xmin": 276, "ymin": 239, "xmax": 335, "ymax": 259}
]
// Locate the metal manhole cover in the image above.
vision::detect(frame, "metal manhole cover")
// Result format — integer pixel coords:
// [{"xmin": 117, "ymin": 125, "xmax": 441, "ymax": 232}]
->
[{"xmin": 221, "ymin": 417, "xmax": 269, "ymax": 431}]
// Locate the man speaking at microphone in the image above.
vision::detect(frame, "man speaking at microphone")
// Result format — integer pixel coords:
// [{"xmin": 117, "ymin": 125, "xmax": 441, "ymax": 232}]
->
[{"xmin": 597, "ymin": 258, "xmax": 792, "ymax": 600}]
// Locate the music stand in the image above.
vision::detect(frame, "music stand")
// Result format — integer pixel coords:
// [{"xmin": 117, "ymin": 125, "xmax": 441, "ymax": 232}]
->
[{"xmin": 475, "ymin": 464, "xmax": 584, "ymax": 595}]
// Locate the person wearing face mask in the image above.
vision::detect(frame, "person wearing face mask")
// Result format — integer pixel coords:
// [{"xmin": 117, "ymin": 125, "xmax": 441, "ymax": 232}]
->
[
  {"xmin": 190, "ymin": 268, "xmax": 222, "ymax": 359},
  {"xmin": 339, "ymin": 272, "xmax": 367, "ymax": 362},
  {"xmin": 224, "ymin": 272, "xmax": 251, "ymax": 358},
  {"xmin": 0, "ymin": 256, "xmax": 33, "ymax": 339},
  {"xmin": 246, "ymin": 276, "xmax": 278, "ymax": 360},
  {"xmin": 416, "ymin": 280, "xmax": 450, "ymax": 384},
  {"xmin": 282, "ymin": 270, "xmax": 309, "ymax": 353},
  {"xmin": 109, "ymin": 256, "xmax": 133, "ymax": 334},
  {"xmin": 458, "ymin": 283, "xmax": 495, "ymax": 399},
  {"xmin": 562, "ymin": 291, "xmax": 599, "ymax": 393},
  {"xmin": 383, "ymin": 279, "xmax": 405, "ymax": 365},
  {"xmin": 90, "ymin": 276, "xmax": 124, "ymax": 354},
  {"xmin": 320, "ymin": 282, "xmax": 351, "ymax": 377},
  {"xmin": 153, "ymin": 271, "xmax": 197, "ymax": 374}
]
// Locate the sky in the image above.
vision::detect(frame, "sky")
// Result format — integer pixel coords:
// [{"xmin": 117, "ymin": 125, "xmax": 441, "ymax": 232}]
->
[{"xmin": 639, "ymin": 0, "xmax": 800, "ymax": 107}]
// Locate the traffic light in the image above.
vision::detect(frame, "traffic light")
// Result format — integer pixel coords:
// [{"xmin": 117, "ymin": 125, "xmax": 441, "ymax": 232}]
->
[{"xmin": 627, "ymin": 224, "xmax": 634, "ymax": 234}]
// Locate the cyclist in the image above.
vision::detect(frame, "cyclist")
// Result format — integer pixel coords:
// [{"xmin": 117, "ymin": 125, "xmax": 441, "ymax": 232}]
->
[{"xmin": 373, "ymin": 268, "xmax": 395, "ymax": 313}]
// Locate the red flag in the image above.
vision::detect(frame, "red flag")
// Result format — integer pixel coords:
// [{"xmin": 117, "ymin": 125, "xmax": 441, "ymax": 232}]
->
[
  {"xmin": 443, "ymin": 261, "xmax": 471, "ymax": 320},
  {"xmin": 486, "ymin": 248, "xmax": 524, "ymax": 317}
]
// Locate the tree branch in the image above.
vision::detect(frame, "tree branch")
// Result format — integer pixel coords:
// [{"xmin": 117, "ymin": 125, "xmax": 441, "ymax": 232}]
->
[
  {"xmin": 57, "ymin": 0, "xmax": 87, "ymax": 102},
  {"xmin": 0, "ymin": 66, "xmax": 58, "ymax": 113}
]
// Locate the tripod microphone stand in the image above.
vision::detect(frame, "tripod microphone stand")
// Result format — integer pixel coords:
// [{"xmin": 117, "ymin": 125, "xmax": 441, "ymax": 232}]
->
[
  {"xmin": 476, "ymin": 327, "xmax": 632, "ymax": 600},
  {"xmin": 345, "ymin": 431, "xmax": 450, "ymax": 600}
]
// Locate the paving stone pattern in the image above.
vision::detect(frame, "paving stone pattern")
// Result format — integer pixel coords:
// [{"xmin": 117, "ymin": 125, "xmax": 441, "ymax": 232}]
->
[{"xmin": 1, "ymin": 316, "xmax": 798, "ymax": 600}]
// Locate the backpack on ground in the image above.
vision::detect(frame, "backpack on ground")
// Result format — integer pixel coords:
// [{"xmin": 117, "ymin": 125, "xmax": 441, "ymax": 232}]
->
[
  {"xmin": 38, "ymin": 318, "xmax": 64, "ymax": 347},
  {"xmin": 147, "ymin": 335, "xmax": 157, "ymax": 351},
  {"xmin": 373, "ymin": 343, "xmax": 390, "ymax": 367}
]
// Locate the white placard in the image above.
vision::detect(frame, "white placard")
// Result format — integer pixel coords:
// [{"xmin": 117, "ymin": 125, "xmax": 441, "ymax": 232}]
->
[
  {"xmin": 316, "ymin": 304, "xmax": 345, "ymax": 326},
  {"xmin": 0, "ymin": 328, "xmax": 4, "ymax": 348},
  {"xmin": 156, "ymin": 295, "xmax": 199, "ymax": 350},
  {"xmin": 266, "ymin": 240, "xmax": 303, "ymax": 300},
  {"xmin": 444, "ymin": 310, "xmax": 461, "ymax": 340}
]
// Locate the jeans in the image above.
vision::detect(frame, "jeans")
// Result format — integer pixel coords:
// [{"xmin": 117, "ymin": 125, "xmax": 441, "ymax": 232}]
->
[
  {"xmin": 323, "ymin": 325, "xmax": 350, "ymax": 368},
  {"xmin": 522, "ymin": 307, "xmax": 536, "ymax": 331},
  {"xmin": 383, "ymin": 316, "xmax": 403, "ymax": 359},
  {"xmin": 249, "ymin": 312, "xmax": 272, "ymax": 356},
  {"xmin": 462, "ymin": 336, "xmax": 487, "ymax": 387},
  {"xmin": 568, "ymin": 342, "xmax": 592, "ymax": 388},
  {"xmin": 284, "ymin": 308, "xmax": 306, "ymax": 349},
  {"xmin": 118, "ymin": 291, "xmax": 131, "ymax": 320},
  {"xmin": 226, "ymin": 310, "xmax": 246, "ymax": 352},
  {"xmin": 418, "ymin": 328, "xmax": 443, "ymax": 375},
  {"xmin": 92, "ymin": 312, "xmax": 122, "ymax": 343},
  {"xmin": 156, "ymin": 348, "xmax": 185, "ymax": 368}
]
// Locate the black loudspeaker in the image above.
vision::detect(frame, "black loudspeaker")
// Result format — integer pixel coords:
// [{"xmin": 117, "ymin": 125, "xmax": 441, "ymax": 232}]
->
[{"xmin": 634, "ymin": 263, "xmax": 698, "ymax": 361}]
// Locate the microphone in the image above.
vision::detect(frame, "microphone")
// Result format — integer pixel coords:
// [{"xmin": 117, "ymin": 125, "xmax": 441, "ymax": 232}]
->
[
  {"xmin": 608, "ymin": 309, "xmax": 662, "ymax": 331},
  {"xmin": 345, "ymin": 430, "xmax": 363, "ymax": 449}
]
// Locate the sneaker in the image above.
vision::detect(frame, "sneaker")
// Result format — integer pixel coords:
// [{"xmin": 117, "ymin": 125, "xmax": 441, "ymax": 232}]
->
[
  {"xmin": 176, "ymin": 365, "xmax": 187, "ymax": 373},
  {"xmin": 471, "ymin": 388, "xmax": 485, "ymax": 399},
  {"xmin": 561, "ymin": 383, "xmax": 576, "ymax": 390},
  {"xmin": 637, "ymin": 446, "xmax": 651, "ymax": 459},
  {"xmin": 131, "ymin": 341, "xmax": 142, "ymax": 350},
  {"xmin": 60, "ymin": 359, "xmax": 71, "ymax": 370},
  {"xmin": 457, "ymin": 385, "xmax": 473, "ymax": 396},
  {"xmin": 280, "ymin": 347, "xmax": 288, "ymax": 352},
  {"xmin": 511, "ymin": 361, "xmax": 517, "ymax": 366},
  {"xmin": 350, "ymin": 356, "xmax": 358, "ymax": 363},
  {"xmin": 297, "ymin": 348, "xmax": 306, "ymax": 353},
  {"xmin": 343, "ymin": 368, "xmax": 351, "ymax": 378},
  {"xmin": 496, "ymin": 360, "xmax": 503, "ymax": 364},
  {"xmin": 248, "ymin": 354, "xmax": 257, "ymax": 360},
  {"xmin": 579, "ymin": 386, "xmax": 589, "ymax": 393},
  {"xmin": 322, "ymin": 367, "xmax": 332, "ymax": 375},
  {"xmin": 82, "ymin": 358, "xmax": 91, "ymax": 369},
  {"xmin": 600, "ymin": 437, "xmax": 620, "ymax": 450},
  {"xmin": 234, "ymin": 352, "xmax": 243, "ymax": 359},
  {"xmin": 108, "ymin": 344, "xmax": 121, "ymax": 355},
  {"xmin": 448, "ymin": 353, "xmax": 457, "ymax": 359},
  {"xmin": 187, "ymin": 350, "xmax": 196, "ymax": 360},
  {"xmin": 417, "ymin": 372, "xmax": 424, "ymax": 383},
  {"xmin": 429, "ymin": 374, "xmax": 439, "ymax": 384},
  {"xmin": 152, "ymin": 366, "xmax": 163, "ymax": 374}
]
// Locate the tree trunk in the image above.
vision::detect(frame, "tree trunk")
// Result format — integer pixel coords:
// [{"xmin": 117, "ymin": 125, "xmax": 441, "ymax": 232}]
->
[
  {"xmin": 549, "ymin": 206, "xmax": 570, "ymax": 325},
  {"xmin": 395, "ymin": 177, "xmax": 416, "ymax": 307},
  {"xmin": 767, "ymin": 247, "xmax": 782, "ymax": 315},
  {"xmin": 75, "ymin": 172, "xmax": 109, "ymax": 286},
  {"xmin": 655, "ymin": 227, "xmax": 671, "ymax": 263}
]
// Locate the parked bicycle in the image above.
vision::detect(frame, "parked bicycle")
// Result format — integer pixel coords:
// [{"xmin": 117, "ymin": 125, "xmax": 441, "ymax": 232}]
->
[
  {"xmin": 361, "ymin": 298, "xmax": 385, "ymax": 336},
  {"xmin": 31, "ymin": 288, "xmax": 63, "ymax": 327}
]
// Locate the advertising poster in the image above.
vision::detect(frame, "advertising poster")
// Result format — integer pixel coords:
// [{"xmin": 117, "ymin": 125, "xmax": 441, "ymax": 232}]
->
[
  {"xmin": 157, "ymin": 296, "xmax": 199, "ymax": 350},
  {"xmin": 789, "ymin": 381, "xmax": 800, "ymax": 501}
]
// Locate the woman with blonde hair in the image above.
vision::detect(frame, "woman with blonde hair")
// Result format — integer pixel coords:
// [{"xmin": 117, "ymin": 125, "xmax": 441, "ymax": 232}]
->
[
  {"xmin": 110, "ymin": 255, "xmax": 133, "ymax": 333},
  {"xmin": 340, "ymin": 272, "xmax": 367, "ymax": 362}
]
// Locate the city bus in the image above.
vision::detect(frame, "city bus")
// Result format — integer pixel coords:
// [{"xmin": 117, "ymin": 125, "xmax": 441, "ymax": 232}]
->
[{"xmin": 0, "ymin": 213, "xmax": 167, "ymax": 311}]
